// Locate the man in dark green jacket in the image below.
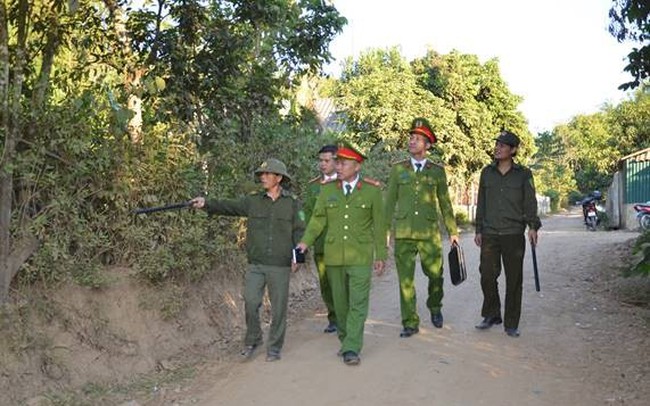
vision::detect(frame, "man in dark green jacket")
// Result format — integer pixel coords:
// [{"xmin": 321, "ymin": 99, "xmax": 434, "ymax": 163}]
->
[
  {"xmin": 190, "ymin": 158, "xmax": 305, "ymax": 361},
  {"xmin": 304, "ymin": 144, "xmax": 338, "ymax": 334},
  {"xmin": 297, "ymin": 144, "xmax": 386, "ymax": 366},
  {"xmin": 474, "ymin": 131, "xmax": 541, "ymax": 338},
  {"xmin": 385, "ymin": 118, "xmax": 459, "ymax": 337}
]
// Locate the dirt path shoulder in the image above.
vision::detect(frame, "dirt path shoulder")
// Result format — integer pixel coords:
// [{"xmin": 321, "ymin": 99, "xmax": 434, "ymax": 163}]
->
[{"xmin": 158, "ymin": 211, "xmax": 649, "ymax": 406}]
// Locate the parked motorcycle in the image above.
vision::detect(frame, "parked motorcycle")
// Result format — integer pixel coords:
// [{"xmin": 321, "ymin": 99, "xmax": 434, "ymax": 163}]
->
[
  {"xmin": 580, "ymin": 191, "xmax": 602, "ymax": 231},
  {"xmin": 634, "ymin": 202, "xmax": 650, "ymax": 231}
]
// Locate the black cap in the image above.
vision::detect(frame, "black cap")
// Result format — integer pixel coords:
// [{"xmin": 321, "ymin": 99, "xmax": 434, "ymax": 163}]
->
[
  {"xmin": 318, "ymin": 144, "xmax": 338, "ymax": 155},
  {"xmin": 494, "ymin": 131, "xmax": 520, "ymax": 147}
]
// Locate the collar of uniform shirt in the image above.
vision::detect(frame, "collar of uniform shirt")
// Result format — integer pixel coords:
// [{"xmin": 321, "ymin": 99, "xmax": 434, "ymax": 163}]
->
[
  {"xmin": 410, "ymin": 157, "xmax": 427, "ymax": 171},
  {"xmin": 324, "ymin": 173, "xmax": 337, "ymax": 182},
  {"xmin": 342, "ymin": 175, "xmax": 360, "ymax": 193}
]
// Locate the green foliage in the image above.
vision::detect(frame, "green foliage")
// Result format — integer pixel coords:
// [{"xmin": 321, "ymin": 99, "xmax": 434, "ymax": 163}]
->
[
  {"xmin": 628, "ymin": 231, "xmax": 650, "ymax": 276},
  {"xmin": 608, "ymin": 0, "xmax": 650, "ymax": 90},
  {"xmin": 3, "ymin": 0, "xmax": 345, "ymax": 302},
  {"xmin": 334, "ymin": 47, "xmax": 531, "ymax": 200},
  {"xmin": 533, "ymin": 131, "xmax": 577, "ymax": 209},
  {"xmin": 455, "ymin": 210, "xmax": 470, "ymax": 226},
  {"xmin": 335, "ymin": 47, "xmax": 447, "ymax": 151},
  {"xmin": 532, "ymin": 88, "xmax": 649, "ymax": 208},
  {"xmin": 412, "ymin": 50, "xmax": 534, "ymax": 175},
  {"xmin": 605, "ymin": 87, "xmax": 650, "ymax": 155},
  {"xmin": 127, "ymin": 0, "xmax": 346, "ymax": 137}
]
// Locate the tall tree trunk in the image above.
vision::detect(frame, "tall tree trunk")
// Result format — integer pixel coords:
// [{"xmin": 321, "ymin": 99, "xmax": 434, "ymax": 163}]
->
[
  {"xmin": 0, "ymin": 0, "xmax": 28, "ymax": 304},
  {"xmin": 105, "ymin": 0, "xmax": 143, "ymax": 144},
  {"xmin": 0, "ymin": 0, "xmax": 11, "ymax": 304},
  {"xmin": 126, "ymin": 68, "xmax": 143, "ymax": 144}
]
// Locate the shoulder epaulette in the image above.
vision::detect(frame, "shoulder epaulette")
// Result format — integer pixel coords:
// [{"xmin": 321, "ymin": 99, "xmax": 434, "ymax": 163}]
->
[
  {"xmin": 362, "ymin": 177, "xmax": 383, "ymax": 188},
  {"xmin": 308, "ymin": 176, "xmax": 321, "ymax": 184},
  {"xmin": 423, "ymin": 159, "xmax": 444, "ymax": 169},
  {"xmin": 393, "ymin": 158, "xmax": 410, "ymax": 167}
]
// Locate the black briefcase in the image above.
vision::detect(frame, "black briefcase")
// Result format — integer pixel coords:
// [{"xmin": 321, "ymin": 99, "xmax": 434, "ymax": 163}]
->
[{"xmin": 448, "ymin": 242, "xmax": 467, "ymax": 286}]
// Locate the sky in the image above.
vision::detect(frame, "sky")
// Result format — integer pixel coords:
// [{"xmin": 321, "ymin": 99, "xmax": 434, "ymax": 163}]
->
[{"xmin": 324, "ymin": 0, "xmax": 634, "ymax": 134}]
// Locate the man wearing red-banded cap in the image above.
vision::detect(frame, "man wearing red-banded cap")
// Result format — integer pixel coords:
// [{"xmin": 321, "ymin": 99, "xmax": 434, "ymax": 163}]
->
[
  {"xmin": 297, "ymin": 142, "xmax": 386, "ymax": 366},
  {"xmin": 385, "ymin": 118, "xmax": 459, "ymax": 338}
]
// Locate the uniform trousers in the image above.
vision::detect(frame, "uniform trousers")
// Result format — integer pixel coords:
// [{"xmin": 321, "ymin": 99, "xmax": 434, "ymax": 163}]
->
[
  {"xmin": 243, "ymin": 264, "xmax": 291, "ymax": 353},
  {"xmin": 314, "ymin": 253, "xmax": 336, "ymax": 325},
  {"xmin": 395, "ymin": 238, "xmax": 444, "ymax": 328},
  {"xmin": 327, "ymin": 265, "xmax": 371, "ymax": 354},
  {"xmin": 478, "ymin": 234, "xmax": 525, "ymax": 329}
]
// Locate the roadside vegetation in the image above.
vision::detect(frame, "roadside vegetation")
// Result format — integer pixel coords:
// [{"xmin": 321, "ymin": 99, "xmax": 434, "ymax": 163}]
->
[{"xmin": 0, "ymin": 0, "xmax": 648, "ymax": 403}]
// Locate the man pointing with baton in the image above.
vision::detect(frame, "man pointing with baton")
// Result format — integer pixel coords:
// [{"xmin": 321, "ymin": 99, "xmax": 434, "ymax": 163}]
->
[{"xmin": 474, "ymin": 131, "xmax": 541, "ymax": 338}]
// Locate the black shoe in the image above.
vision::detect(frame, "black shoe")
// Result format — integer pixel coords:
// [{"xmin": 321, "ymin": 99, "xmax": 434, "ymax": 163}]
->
[
  {"xmin": 399, "ymin": 326, "xmax": 419, "ymax": 338},
  {"xmin": 342, "ymin": 351, "xmax": 360, "ymax": 366},
  {"xmin": 265, "ymin": 349, "xmax": 281, "ymax": 362},
  {"xmin": 431, "ymin": 312, "xmax": 444, "ymax": 328},
  {"xmin": 324, "ymin": 322, "xmax": 337, "ymax": 333},
  {"xmin": 505, "ymin": 327, "xmax": 520, "ymax": 337},
  {"xmin": 240, "ymin": 344, "xmax": 259, "ymax": 358},
  {"xmin": 475, "ymin": 316, "xmax": 503, "ymax": 330}
]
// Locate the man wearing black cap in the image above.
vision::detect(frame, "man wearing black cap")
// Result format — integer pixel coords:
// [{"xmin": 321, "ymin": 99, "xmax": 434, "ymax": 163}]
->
[
  {"xmin": 474, "ymin": 131, "xmax": 541, "ymax": 338},
  {"xmin": 304, "ymin": 145, "xmax": 339, "ymax": 333}
]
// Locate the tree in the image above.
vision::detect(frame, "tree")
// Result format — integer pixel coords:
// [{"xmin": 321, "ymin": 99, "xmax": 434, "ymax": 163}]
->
[
  {"xmin": 533, "ymin": 132, "xmax": 577, "ymax": 210},
  {"xmin": 127, "ymin": 0, "xmax": 346, "ymax": 144},
  {"xmin": 412, "ymin": 50, "xmax": 534, "ymax": 197},
  {"xmin": 609, "ymin": 0, "xmax": 650, "ymax": 90},
  {"xmin": 0, "ymin": 0, "xmax": 346, "ymax": 304},
  {"xmin": 554, "ymin": 113, "xmax": 621, "ymax": 194},
  {"xmin": 334, "ymin": 47, "xmax": 450, "ymax": 151},
  {"xmin": 605, "ymin": 87, "xmax": 650, "ymax": 154}
]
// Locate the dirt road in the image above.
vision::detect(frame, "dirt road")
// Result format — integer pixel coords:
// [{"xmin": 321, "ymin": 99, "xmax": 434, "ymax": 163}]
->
[{"xmin": 169, "ymin": 211, "xmax": 647, "ymax": 406}]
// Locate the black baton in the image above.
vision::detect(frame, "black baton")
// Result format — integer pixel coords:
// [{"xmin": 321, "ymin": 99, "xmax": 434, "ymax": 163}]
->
[
  {"xmin": 132, "ymin": 201, "xmax": 192, "ymax": 215},
  {"xmin": 531, "ymin": 243, "xmax": 540, "ymax": 292}
]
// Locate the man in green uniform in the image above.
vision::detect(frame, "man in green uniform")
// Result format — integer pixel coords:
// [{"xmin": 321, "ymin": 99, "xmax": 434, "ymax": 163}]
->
[
  {"xmin": 474, "ymin": 131, "xmax": 541, "ymax": 338},
  {"xmin": 297, "ymin": 144, "xmax": 386, "ymax": 366},
  {"xmin": 190, "ymin": 158, "xmax": 305, "ymax": 361},
  {"xmin": 304, "ymin": 145, "xmax": 338, "ymax": 333},
  {"xmin": 385, "ymin": 118, "xmax": 459, "ymax": 338}
]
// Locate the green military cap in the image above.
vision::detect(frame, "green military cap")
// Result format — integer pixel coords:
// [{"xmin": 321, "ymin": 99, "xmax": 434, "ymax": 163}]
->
[
  {"xmin": 494, "ymin": 131, "xmax": 520, "ymax": 147},
  {"xmin": 336, "ymin": 140, "xmax": 367, "ymax": 162},
  {"xmin": 255, "ymin": 158, "xmax": 291, "ymax": 180},
  {"xmin": 410, "ymin": 117, "xmax": 436, "ymax": 144}
]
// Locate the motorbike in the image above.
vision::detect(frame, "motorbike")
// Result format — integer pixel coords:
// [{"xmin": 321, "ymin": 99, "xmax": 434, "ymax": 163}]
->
[
  {"xmin": 584, "ymin": 200, "xmax": 599, "ymax": 231},
  {"xmin": 633, "ymin": 202, "xmax": 650, "ymax": 231},
  {"xmin": 580, "ymin": 191, "xmax": 602, "ymax": 231}
]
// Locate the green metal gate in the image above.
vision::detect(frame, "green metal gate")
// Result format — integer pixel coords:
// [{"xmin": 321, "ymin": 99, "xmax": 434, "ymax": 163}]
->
[{"xmin": 625, "ymin": 159, "xmax": 650, "ymax": 203}]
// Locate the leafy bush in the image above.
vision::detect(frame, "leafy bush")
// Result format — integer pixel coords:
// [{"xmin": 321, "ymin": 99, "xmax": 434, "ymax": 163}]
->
[
  {"xmin": 628, "ymin": 231, "xmax": 650, "ymax": 276},
  {"xmin": 455, "ymin": 210, "xmax": 470, "ymax": 226},
  {"xmin": 545, "ymin": 189, "xmax": 560, "ymax": 212}
]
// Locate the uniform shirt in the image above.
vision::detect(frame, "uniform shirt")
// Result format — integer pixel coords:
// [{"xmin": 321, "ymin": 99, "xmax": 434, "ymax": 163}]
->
[
  {"xmin": 475, "ymin": 162, "xmax": 542, "ymax": 235},
  {"xmin": 302, "ymin": 177, "xmax": 387, "ymax": 266},
  {"xmin": 205, "ymin": 189, "xmax": 305, "ymax": 266},
  {"xmin": 304, "ymin": 174, "xmax": 337, "ymax": 254},
  {"xmin": 385, "ymin": 159, "xmax": 458, "ymax": 240}
]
